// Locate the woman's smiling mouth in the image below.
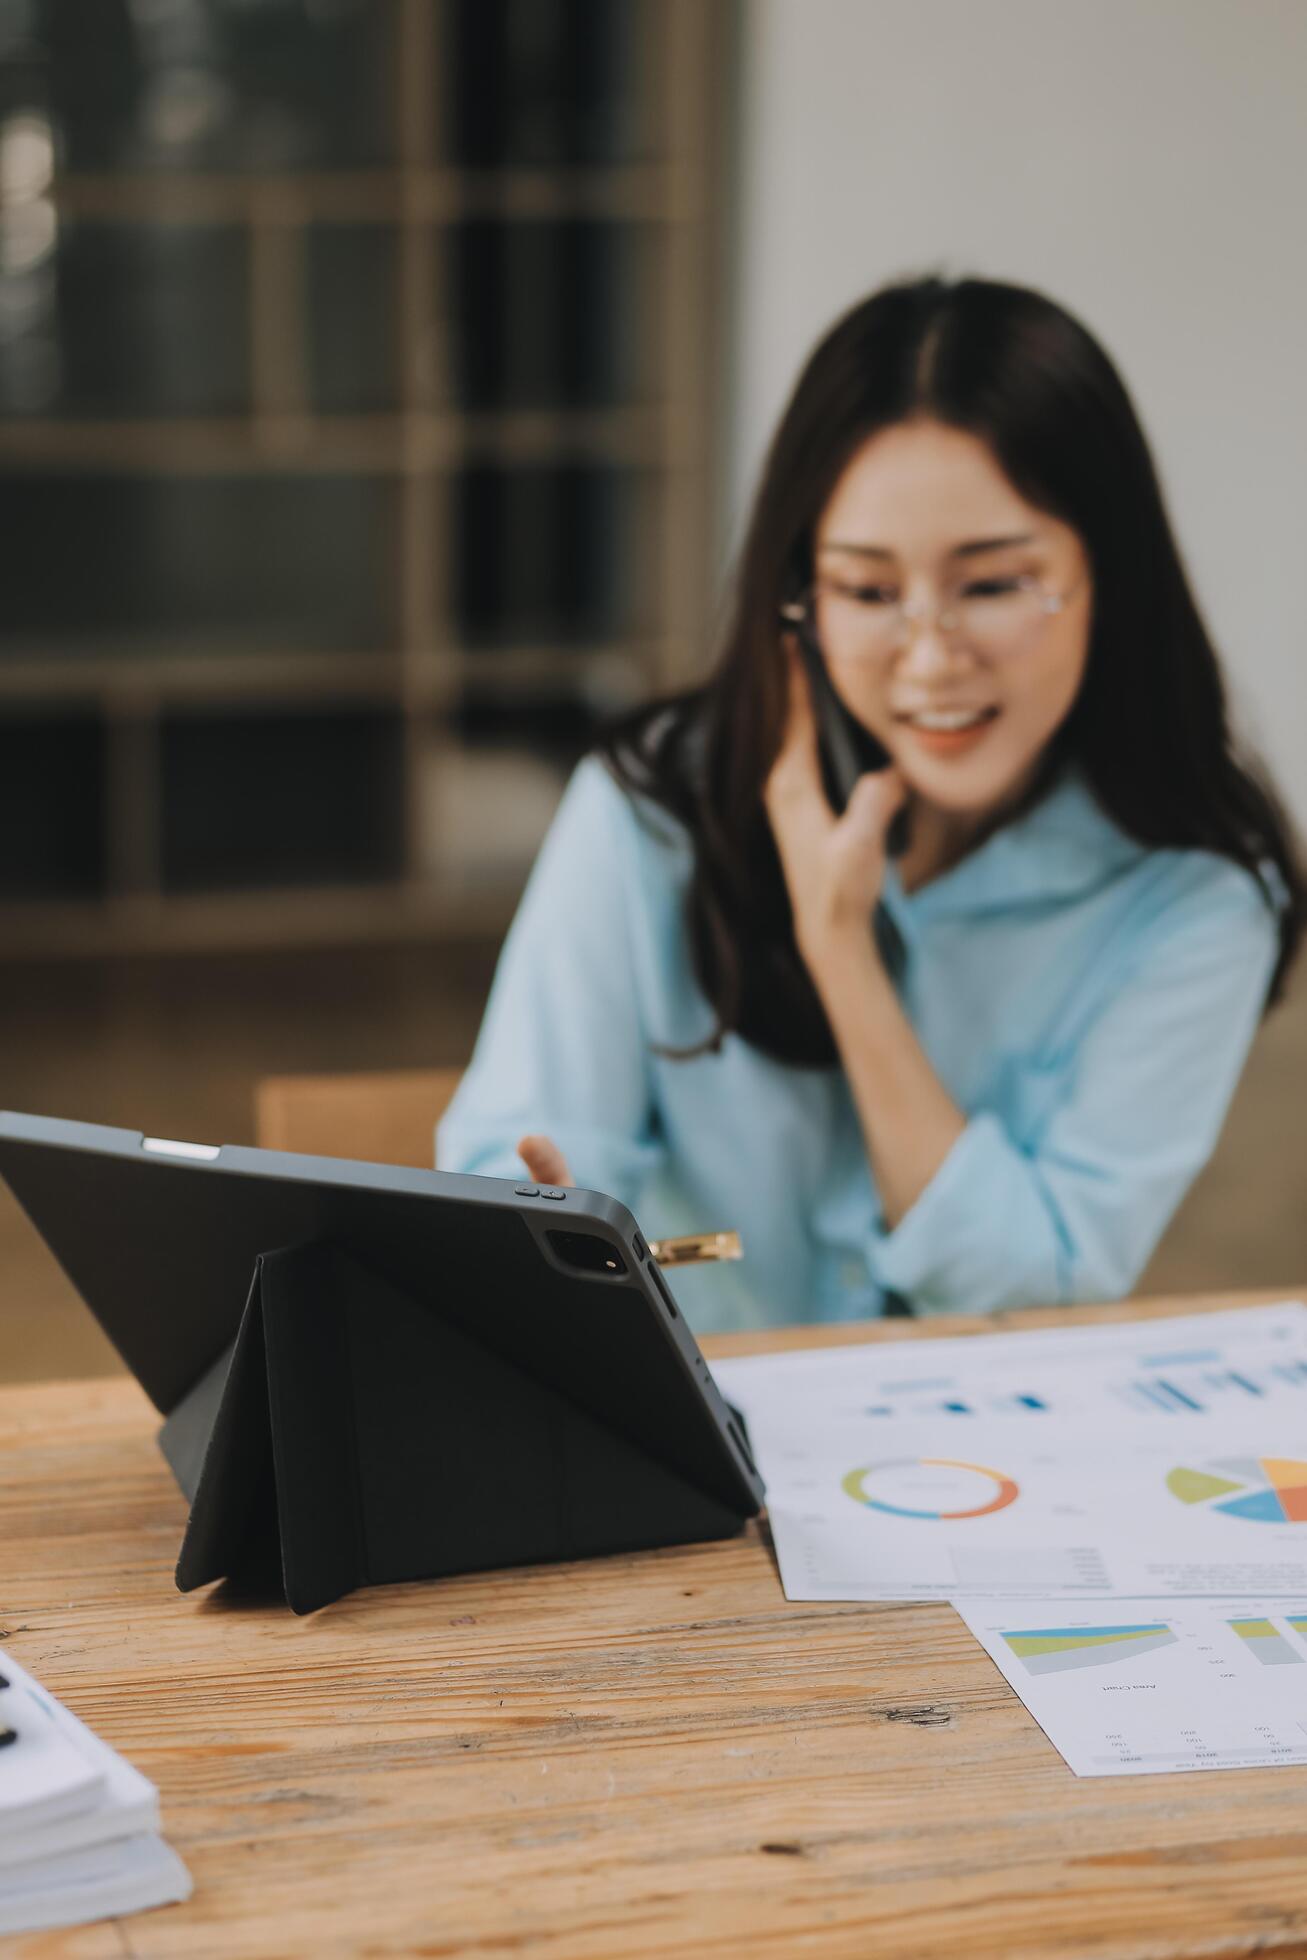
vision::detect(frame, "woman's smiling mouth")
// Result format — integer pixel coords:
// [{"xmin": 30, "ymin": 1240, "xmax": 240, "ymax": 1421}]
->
[{"xmin": 895, "ymin": 705, "xmax": 1001, "ymax": 754}]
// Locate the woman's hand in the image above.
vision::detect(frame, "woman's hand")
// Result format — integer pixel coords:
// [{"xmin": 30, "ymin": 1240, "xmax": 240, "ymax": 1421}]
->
[
  {"xmin": 764, "ymin": 643, "xmax": 965, "ymax": 1227},
  {"xmin": 764, "ymin": 643, "xmax": 908, "ymax": 973},
  {"xmin": 516, "ymin": 1133, "xmax": 574, "ymax": 1187}
]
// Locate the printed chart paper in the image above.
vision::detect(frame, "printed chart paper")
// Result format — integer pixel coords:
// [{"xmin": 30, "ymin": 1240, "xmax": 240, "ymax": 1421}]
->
[
  {"xmin": 712, "ymin": 1303, "xmax": 1307, "ymax": 1603},
  {"xmin": 714, "ymin": 1302, "xmax": 1307, "ymax": 1431},
  {"xmin": 958, "ymin": 1598, "xmax": 1307, "ymax": 1776}
]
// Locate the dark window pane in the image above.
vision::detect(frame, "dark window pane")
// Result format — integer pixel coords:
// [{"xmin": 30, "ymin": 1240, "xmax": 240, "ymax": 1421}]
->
[
  {"xmin": 0, "ymin": 8, "xmax": 46, "ymax": 125},
  {"xmin": 451, "ymin": 220, "xmax": 650, "ymax": 410},
  {"xmin": 446, "ymin": 0, "xmax": 648, "ymax": 168},
  {"xmin": 0, "ymin": 708, "xmax": 104, "ymax": 898},
  {"xmin": 456, "ymin": 686, "xmax": 600, "ymax": 772},
  {"xmin": 0, "ymin": 474, "xmax": 396, "ymax": 655},
  {"xmin": 4, "ymin": 220, "xmax": 251, "ymax": 419},
  {"xmin": 43, "ymin": 0, "xmax": 396, "ymax": 174},
  {"xmin": 454, "ymin": 464, "xmax": 640, "ymax": 647},
  {"xmin": 160, "ymin": 706, "xmax": 404, "ymax": 891},
  {"xmin": 305, "ymin": 225, "xmax": 397, "ymax": 414}
]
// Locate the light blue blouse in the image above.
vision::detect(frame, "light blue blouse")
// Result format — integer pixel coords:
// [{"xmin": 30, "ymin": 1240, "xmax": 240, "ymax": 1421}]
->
[{"xmin": 436, "ymin": 755, "xmax": 1280, "ymax": 1334}]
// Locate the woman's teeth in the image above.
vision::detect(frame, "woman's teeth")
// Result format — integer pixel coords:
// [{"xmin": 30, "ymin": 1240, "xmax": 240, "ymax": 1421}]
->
[{"xmin": 903, "ymin": 708, "xmax": 996, "ymax": 731}]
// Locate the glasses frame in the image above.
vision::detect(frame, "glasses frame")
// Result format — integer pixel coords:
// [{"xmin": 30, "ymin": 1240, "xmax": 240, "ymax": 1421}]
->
[{"xmin": 780, "ymin": 566, "xmax": 1089, "ymax": 662}]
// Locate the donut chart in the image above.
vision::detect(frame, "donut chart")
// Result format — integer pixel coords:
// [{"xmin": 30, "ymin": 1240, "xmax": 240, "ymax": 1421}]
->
[
  {"xmin": 841, "ymin": 1456, "xmax": 1019, "ymax": 1520},
  {"xmin": 1166, "ymin": 1457, "xmax": 1307, "ymax": 1524}
]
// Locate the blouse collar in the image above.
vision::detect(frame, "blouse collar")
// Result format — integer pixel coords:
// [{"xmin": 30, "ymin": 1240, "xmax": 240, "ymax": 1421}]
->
[{"xmin": 880, "ymin": 768, "xmax": 1145, "ymax": 928}]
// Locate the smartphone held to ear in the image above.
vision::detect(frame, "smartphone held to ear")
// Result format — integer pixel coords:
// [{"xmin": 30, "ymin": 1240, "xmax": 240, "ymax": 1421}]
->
[{"xmin": 780, "ymin": 594, "xmax": 911, "ymax": 856}]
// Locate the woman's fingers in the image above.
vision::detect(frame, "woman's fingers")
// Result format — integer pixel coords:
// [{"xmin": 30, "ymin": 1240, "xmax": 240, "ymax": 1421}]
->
[
  {"xmin": 763, "ymin": 639, "xmax": 910, "ymax": 963},
  {"xmin": 843, "ymin": 764, "xmax": 908, "ymax": 850},
  {"xmin": 516, "ymin": 1133, "xmax": 574, "ymax": 1188}
]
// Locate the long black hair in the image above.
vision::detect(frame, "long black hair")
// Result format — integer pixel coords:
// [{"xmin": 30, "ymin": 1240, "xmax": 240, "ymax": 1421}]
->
[{"xmin": 598, "ymin": 272, "xmax": 1304, "ymax": 1065}]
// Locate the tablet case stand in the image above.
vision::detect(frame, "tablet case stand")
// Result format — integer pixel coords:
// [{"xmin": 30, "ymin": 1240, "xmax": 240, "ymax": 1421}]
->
[{"xmin": 157, "ymin": 1239, "xmax": 748, "ymax": 1615}]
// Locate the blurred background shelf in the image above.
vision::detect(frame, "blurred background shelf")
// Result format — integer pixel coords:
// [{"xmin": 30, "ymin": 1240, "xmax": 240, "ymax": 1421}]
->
[
  {"xmin": 43, "ymin": 169, "xmax": 692, "ymax": 222},
  {"xmin": 0, "ymin": 413, "xmax": 680, "ymax": 466},
  {"xmin": 0, "ymin": 0, "xmax": 726, "ymax": 956},
  {"xmin": 1, "ymin": 0, "xmax": 1303, "ymax": 1379}
]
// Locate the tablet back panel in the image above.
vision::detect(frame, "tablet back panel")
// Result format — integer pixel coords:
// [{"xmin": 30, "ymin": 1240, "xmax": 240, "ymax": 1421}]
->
[{"xmin": 0, "ymin": 1112, "xmax": 762, "ymax": 1518}]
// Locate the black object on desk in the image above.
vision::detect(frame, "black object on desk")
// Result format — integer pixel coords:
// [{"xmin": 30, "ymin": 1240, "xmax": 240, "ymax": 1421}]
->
[{"xmin": 0, "ymin": 1113, "xmax": 763, "ymax": 1614}]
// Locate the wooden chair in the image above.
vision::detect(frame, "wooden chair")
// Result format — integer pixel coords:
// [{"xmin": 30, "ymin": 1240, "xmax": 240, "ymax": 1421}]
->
[
  {"xmin": 254, "ymin": 1069, "xmax": 737, "ymax": 1277},
  {"xmin": 254, "ymin": 1067, "xmax": 464, "ymax": 1170}
]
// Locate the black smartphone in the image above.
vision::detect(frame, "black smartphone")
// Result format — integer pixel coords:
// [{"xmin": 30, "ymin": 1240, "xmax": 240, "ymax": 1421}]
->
[{"xmin": 782, "ymin": 596, "xmax": 911, "ymax": 855}]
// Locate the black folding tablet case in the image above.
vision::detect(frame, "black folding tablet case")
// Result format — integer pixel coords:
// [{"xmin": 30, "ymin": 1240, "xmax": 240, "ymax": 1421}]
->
[{"xmin": 0, "ymin": 1113, "xmax": 763, "ymax": 1614}]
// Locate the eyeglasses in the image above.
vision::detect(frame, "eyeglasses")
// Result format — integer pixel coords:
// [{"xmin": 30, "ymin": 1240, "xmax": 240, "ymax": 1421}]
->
[{"xmin": 781, "ymin": 567, "xmax": 1087, "ymax": 664}]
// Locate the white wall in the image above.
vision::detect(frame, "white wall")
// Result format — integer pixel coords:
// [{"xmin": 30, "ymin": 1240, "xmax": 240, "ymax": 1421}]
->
[{"xmin": 725, "ymin": 0, "xmax": 1307, "ymax": 826}]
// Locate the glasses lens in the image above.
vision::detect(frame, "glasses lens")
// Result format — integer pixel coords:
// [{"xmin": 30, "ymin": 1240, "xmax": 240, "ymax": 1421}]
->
[
  {"xmin": 814, "ymin": 576, "xmax": 1055, "ymax": 660},
  {"xmin": 953, "ymin": 578, "xmax": 1050, "ymax": 654},
  {"xmin": 812, "ymin": 582, "xmax": 899, "ymax": 661}
]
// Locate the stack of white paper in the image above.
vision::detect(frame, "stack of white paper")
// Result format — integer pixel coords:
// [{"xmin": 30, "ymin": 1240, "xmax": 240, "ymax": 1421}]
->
[{"xmin": 0, "ymin": 1650, "xmax": 192, "ymax": 1935}]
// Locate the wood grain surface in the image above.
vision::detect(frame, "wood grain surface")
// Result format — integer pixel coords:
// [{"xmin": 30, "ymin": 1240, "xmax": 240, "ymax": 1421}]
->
[{"xmin": 3, "ymin": 1290, "xmax": 1307, "ymax": 1960}]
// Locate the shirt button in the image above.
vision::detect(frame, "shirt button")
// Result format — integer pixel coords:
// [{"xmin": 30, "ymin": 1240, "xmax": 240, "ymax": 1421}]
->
[{"xmin": 841, "ymin": 1258, "xmax": 865, "ymax": 1288}]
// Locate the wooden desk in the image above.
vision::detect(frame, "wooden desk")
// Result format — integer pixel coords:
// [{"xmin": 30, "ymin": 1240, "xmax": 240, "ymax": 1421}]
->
[{"xmin": 4, "ymin": 1290, "xmax": 1307, "ymax": 1960}]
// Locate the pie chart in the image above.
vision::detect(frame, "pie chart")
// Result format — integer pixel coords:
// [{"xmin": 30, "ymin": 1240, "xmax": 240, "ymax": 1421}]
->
[{"xmin": 1166, "ymin": 1456, "xmax": 1307, "ymax": 1524}]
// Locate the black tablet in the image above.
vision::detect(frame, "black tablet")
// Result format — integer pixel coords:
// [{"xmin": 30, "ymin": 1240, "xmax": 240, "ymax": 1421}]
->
[{"xmin": 0, "ymin": 1111, "xmax": 764, "ymax": 1612}]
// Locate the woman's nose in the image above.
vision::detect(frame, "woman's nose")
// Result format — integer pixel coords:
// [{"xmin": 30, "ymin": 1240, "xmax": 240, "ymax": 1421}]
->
[{"xmin": 894, "ymin": 615, "xmax": 960, "ymax": 679}]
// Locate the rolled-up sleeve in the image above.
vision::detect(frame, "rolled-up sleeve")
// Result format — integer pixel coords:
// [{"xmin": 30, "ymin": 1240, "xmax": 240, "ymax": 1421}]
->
[
  {"xmin": 436, "ymin": 758, "xmax": 665, "ymax": 1207},
  {"xmin": 868, "ymin": 858, "xmax": 1282, "ymax": 1315}
]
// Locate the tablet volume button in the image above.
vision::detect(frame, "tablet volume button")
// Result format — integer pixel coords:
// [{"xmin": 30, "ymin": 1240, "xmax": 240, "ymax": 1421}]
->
[{"xmin": 646, "ymin": 1259, "xmax": 679, "ymax": 1319}]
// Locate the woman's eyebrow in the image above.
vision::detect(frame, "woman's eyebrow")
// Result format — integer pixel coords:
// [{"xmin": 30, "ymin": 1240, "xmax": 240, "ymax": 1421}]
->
[
  {"xmin": 819, "ymin": 532, "xmax": 1038, "ymax": 560},
  {"xmin": 953, "ymin": 532, "xmax": 1038, "ymax": 558}
]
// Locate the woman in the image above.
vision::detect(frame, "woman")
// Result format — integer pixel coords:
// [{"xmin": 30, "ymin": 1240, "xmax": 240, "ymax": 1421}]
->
[{"xmin": 437, "ymin": 274, "xmax": 1302, "ymax": 1331}]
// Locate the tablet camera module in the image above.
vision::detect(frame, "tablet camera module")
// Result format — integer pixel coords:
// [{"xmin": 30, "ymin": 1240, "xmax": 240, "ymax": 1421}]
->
[{"xmin": 546, "ymin": 1230, "xmax": 628, "ymax": 1279}]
